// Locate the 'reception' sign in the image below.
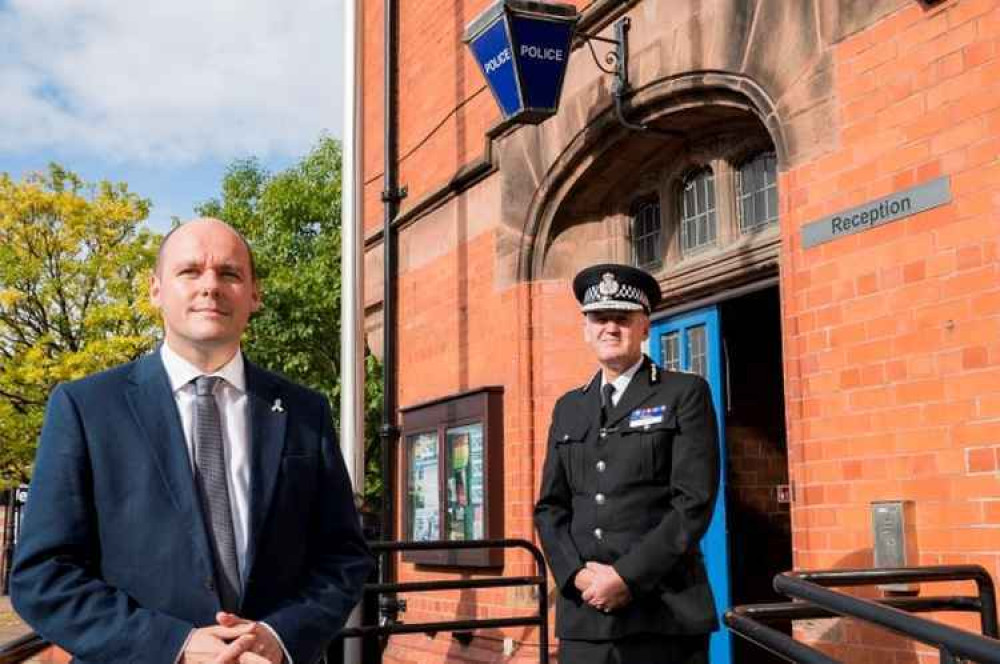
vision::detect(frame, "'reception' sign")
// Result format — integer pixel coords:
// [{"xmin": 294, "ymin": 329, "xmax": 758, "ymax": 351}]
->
[{"xmin": 801, "ymin": 177, "xmax": 952, "ymax": 249}]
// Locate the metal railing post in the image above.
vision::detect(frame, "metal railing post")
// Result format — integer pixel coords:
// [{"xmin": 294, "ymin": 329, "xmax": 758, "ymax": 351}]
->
[
  {"xmin": 339, "ymin": 538, "xmax": 550, "ymax": 664},
  {"xmin": 727, "ymin": 565, "xmax": 1000, "ymax": 664}
]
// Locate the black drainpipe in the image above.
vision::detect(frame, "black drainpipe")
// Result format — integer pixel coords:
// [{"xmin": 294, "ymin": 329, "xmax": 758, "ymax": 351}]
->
[{"xmin": 374, "ymin": 0, "xmax": 405, "ymax": 658}]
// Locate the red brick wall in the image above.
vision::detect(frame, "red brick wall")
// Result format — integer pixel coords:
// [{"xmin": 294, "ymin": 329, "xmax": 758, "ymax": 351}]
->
[
  {"xmin": 384, "ymin": 237, "xmax": 596, "ymax": 662},
  {"xmin": 384, "ymin": 233, "xmax": 573, "ymax": 663},
  {"xmin": 361, "ymin": 0, "xmax": 386, "ymax": 237},
  {"xmin": 363, "ymin": 0, "xmax": 1000, "ymax": 662},
  {"xmin": 361, "ymin": 0, "xmax": 589, "ymax": 236},
  {"xmin": 362, "ymin": 0, "xmax": 494, "ymax": 236},
  {"xmin": 781, "ymin": 0, "xmax": 1000, "ymax": 658},
  {"xmin": 362, "ymin": 5, "xmax": 594, "ymax": 655}
]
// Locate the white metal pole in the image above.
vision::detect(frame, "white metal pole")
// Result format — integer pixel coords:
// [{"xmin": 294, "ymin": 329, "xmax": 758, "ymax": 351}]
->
[
  {"xmin": 340, "ymin": 0, "xmax": 365, "ymax": 661},
  {"xmin": 340, "ymin": 0, "xmax": 365, "ymax": 494}
]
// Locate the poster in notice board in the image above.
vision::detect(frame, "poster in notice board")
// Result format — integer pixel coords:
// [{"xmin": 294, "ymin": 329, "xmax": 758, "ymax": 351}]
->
[
  {"xmin": 446, "ymin": 422, "xmax": 484, "ymax": 541},
  {"xmin": 407, "ymin": 431, "xmax": 440, "ymax": 542}
]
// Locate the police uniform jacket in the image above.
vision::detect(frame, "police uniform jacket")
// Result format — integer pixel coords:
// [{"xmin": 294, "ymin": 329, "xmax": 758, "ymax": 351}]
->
[{"xmin": 533, "ymin": 356, "xmax": 720, "ymax": 640}]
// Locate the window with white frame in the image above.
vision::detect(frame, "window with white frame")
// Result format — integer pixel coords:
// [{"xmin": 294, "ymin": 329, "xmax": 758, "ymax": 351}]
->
[
  {"xmin": 631, "ymin": 197, "xmax": 662, "ymax": 269},
  {"xmin": 680, "ymin": 168, "xmax": 717, "ymax": 254},
  {"xmin": 660, "ymin": 330, "xmax": 680, "ymax": 371},
  {"xmin": 736, "ymin": 151, "xmax": 778, "ymax": 232},
  {"xmin": 617, "ymin": 139, "xmax": 779, "ymax": 279}
]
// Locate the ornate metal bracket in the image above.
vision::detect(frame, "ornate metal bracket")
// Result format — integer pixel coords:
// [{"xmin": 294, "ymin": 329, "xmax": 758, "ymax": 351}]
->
[{"xmin": 579, "ymin": 17, "xmax": 679, "ymax": 137}]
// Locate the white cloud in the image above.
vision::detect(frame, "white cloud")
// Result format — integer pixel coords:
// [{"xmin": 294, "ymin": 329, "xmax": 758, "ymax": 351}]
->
[{"xmin": 0, "ymin": 0, "xmax": 345, "ymax": 164}]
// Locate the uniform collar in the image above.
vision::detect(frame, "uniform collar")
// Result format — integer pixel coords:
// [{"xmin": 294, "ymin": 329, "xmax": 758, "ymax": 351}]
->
[
  {"xmin": 601, "ymin": 355, "xmax": 645, "ymax": 397},
  {"xmin": 582, "ymin": 354, "xmax": 650, "ymax": 393}
]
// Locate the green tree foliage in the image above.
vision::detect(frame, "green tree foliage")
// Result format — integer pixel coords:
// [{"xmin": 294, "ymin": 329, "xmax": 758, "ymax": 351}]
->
[
  {"xmin": 198, "ymin": 136, "xmax": 384, "ymax": 508},
  {"xmin": 0, "ymin": 165, "xmax": 159, "ymax": 487}
]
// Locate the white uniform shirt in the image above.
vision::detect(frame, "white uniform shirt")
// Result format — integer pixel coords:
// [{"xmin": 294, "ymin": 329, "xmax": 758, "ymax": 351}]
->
[{"xmin": 602, "ymin": 356, "xmax": 645, "ymax": 406}]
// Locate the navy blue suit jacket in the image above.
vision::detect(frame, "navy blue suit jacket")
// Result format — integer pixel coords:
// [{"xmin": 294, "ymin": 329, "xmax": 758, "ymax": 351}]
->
[{"xmin": 11, "ymin": 352, "xmax": 374, "ymax": 664}]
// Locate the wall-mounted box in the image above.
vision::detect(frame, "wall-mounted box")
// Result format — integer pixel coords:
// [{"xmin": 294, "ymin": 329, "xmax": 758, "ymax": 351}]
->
[{"xmin": 871, "ymin": 500, "xmax": 917, "ymax": 592}]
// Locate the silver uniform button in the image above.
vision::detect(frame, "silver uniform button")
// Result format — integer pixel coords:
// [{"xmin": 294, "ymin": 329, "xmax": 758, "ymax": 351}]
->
[
  {"xmin": 595, "ymin": 493, "xmax": 605, "ymax": 505},
  {"xmin": 593, "ymin": 528, "xmax": 603, "ymax": 540},
  {"xmin": 596, "ymin": 460, "xmax": 606, "ymax": 472}
]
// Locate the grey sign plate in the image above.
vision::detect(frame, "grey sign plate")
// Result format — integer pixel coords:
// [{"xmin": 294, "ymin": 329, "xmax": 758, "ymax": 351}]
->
[{"xmin": 802, "ymin": 177, "xmax": 951, "ymax": 249}]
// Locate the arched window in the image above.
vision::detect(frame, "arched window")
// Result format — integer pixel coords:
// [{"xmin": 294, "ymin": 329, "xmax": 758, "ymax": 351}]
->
[
  {"xmin": 680, "ymin": 168, "xmax": 717, "ymax": 254},
  {"xmin": 630, "ymin": 197, "xmax": 662, "ymax": 269},
  {"xmin": 737, "ymin": 151, "xmax": 778, "ymax": 232}
]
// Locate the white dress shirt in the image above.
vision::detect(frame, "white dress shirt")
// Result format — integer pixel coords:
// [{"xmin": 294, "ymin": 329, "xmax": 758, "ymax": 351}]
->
[
  {"xmin": 161, "ymin": 343, "xmax": 293, "ymax": 663},
  {"xmin": 602, "ymin": 355, "xmax": 645, "ymax": 406},
  {"xmin": 161, "ymin": 343, "xmax": 251, "ymax": 577}
]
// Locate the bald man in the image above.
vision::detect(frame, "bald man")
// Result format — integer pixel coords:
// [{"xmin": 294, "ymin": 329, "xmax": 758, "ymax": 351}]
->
[{"xmin": 12, "ymin": 219, "xmax": 373, "ymax": 664}]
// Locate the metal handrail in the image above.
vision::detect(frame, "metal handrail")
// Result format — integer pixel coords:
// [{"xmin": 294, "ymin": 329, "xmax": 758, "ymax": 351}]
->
[
  {"xmin": 0, "ymin": 633, "xmax": 48, "ymax": 664},
  {"xmin": 732, "ymin": 596, "xmax": 984, "ymax": 622},
  {"xmin": 775, "ymin": 566, "xmax": 1000, "ymax": 664},
  {"xmin": 725, "ymin": 596, "xmax": 987, "ymax": 664},
  {"xmin": 339, "ymin": 538, "xmax": 550, "ymax": 663},
  {"xmin": 724, "ymin": 610, "xmax": 838, "ymax": 664},
  {"xmin": 725, "ymin": 565, "xmax": 1000, "ymax": 664},
  {"xmin": 787, "ymin": 565, "xmax": 998, "ymax": 638}
]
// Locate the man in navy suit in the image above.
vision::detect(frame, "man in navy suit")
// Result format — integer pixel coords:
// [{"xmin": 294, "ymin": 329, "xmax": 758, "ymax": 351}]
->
[{"xmin": 11, "ymin": 218, "xmax": 373, "ymax": 663}]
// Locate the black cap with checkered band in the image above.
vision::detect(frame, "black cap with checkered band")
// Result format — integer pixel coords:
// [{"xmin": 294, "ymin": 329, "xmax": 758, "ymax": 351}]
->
[{"xmin": 572, "ymin": 263, "xmax": 662, "ymax": 315}]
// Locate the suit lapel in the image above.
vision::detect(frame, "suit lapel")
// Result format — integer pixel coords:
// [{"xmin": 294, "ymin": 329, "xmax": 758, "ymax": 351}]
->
[
  {"xmin": 244, "ymin": 361, "xmax": 287, "ymax": 578},
  {"xmin": 606, "ymin": 357, "xmax": 658, "ymax": 429},
  {"xmin": 124, "ymin": 353, "xmax": 216, "ymax": 572}
]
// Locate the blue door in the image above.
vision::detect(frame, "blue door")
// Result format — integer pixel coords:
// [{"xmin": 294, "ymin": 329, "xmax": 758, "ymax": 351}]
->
[{"xmin": 648, "ymin": 306, "xmax": 732, "ymax": 664}]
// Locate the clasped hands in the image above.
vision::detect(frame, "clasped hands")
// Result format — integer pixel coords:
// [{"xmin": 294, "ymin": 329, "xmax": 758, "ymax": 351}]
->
[
  {"xmin": 181, "ymin": 612, "xmax": 284, "ymax": 664},
  {"xmin": 574, "ymin": 561, "xmax": 632, "ymax": 613}
]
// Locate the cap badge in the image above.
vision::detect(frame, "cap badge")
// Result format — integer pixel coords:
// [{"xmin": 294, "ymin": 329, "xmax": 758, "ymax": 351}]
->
[{"xmin": 598, "ymin": 272, "xmax": 620, "ymax": 300}]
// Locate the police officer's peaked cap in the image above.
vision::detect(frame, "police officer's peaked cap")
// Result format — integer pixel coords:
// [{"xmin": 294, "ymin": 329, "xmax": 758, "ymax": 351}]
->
[{"xmin": 572, "ymin": 263, "xmax": 661, "ymax": 314}]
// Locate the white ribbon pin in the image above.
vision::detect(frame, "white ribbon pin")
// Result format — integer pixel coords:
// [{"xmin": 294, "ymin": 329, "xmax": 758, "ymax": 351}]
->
[{"xmin": 271, "ymin": 398, "xmax": 285, "ymax": 413}]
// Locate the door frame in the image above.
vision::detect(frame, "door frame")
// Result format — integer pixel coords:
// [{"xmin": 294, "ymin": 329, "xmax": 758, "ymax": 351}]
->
[{"xmin": 648, "ymin": 305, "xmax": 733, "ymax": 664}]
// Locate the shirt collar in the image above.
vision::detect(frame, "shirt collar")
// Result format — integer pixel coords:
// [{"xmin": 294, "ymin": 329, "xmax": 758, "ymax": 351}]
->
[
  {"xmin": 160, "ymin": 342, "xmax": 246, "ymax": 394},
  {"xmin": 602, "ymin": 355, "xmax": 645, "ymax": 394}
]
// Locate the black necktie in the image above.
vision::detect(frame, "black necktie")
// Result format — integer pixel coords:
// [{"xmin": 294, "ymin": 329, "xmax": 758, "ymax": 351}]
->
[
  {"xmin": 601, "ymin": 383, "xmax": 616, "ymax": 425},
  {"xmin": 193, "ymin": 376, "xmax": 241, "ymax": 611}
]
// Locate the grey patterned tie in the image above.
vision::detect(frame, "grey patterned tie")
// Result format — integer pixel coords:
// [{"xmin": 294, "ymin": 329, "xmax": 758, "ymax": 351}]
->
[{"xmin": 193, "ymin": 376, "xmax": 241, "ymax": 611}]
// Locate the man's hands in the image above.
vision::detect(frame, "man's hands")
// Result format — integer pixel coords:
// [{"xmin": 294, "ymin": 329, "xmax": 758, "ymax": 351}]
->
[
  {"xmin": 573, "ymin": 567, "xmax": 595, "ymax": 594},
  {"xmin": 578, "ymin": 562, "xmax": 632, "ymax": 613},
  {"xmin": 180, "ymin": 613, "xmax": 285, "ymax": 664},
  {"xmin": 180, "ymin": 624, "xmax": 254, "ymax": 664},
  {"xmin": 217, "ymin": 613, "xmax": 285, "ymax": 663}
]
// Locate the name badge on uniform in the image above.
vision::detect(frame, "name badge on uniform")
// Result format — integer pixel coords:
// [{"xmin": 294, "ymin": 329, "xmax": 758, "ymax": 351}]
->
[{"xmin": 629, "ymin": 405, "xmax": 667, "ymax": 428}]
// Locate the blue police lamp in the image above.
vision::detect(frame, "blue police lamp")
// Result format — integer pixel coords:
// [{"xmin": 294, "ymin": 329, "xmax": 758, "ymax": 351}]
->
[{"xmin": 463, "ymin": 0, "xmax": 579, "ymax": 125}]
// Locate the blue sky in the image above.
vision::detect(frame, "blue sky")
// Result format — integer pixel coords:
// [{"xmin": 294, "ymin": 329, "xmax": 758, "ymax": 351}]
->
[{"xmin": 0, "ymin": 0, "xmax": 345, "ymax": 234}]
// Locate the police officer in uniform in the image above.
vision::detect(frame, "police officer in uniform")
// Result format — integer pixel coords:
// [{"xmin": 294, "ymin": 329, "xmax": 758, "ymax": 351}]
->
[{"xmin": 534, "ymin": 264, "xmax": 720, "ymax": 664}]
